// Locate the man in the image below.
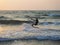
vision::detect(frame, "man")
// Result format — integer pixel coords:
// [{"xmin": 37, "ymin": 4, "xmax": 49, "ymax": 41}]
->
[{"xmin": 32, "ymin": 18, "xmax": 39, "ymax": 27}]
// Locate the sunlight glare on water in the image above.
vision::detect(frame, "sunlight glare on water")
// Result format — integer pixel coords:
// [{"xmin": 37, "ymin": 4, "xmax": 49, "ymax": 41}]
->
[{"xmin": 0, "ymin": 25, "xmax": 24, "ymax": 34}]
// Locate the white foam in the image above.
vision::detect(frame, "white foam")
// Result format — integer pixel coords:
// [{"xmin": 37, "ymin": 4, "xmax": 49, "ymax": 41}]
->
[{"xmin": 0, "ymin": 23, "xmax": 60, "ymax": 39}]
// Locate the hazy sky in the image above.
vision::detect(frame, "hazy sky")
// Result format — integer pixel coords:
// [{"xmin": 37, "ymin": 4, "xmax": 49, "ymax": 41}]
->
[{"xmin": 0, "ymin": 0, "xmax": 60, "ymax": 10}]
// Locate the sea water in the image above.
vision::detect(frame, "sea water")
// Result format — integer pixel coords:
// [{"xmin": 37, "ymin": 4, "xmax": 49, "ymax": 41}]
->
[
  {"xmin": 0, "ymin": 10, "xmax": 60, "ymax": 45},
  {"xmin": 0, "ymin": 40, "xmax": 60, "ymax": 45}
]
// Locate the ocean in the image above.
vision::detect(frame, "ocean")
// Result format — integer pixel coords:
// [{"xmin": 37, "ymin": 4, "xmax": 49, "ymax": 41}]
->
[{"xmin": 0, "ymin": 10, "xmax": 60, "ymax": 45}]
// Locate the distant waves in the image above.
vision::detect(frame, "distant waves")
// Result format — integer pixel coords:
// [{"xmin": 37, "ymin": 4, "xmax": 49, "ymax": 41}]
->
[
  {"xmin": 0, "ymin": 20, "xmax": 33, "ymax": 25},
  {"xmin": 0, "ymin": 20, "xmax": 60, "ymax": 25}
]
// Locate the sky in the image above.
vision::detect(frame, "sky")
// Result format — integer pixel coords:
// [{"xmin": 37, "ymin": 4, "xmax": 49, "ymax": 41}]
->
[{"xmin": 0, "ymin": 0, "xmax": 60, "ymax": 10}]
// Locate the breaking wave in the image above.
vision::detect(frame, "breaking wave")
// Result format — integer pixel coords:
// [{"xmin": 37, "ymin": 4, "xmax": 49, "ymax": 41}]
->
[{"xmin": 0, "ymin": 23, "xmax": 60, "ymax": 41}]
